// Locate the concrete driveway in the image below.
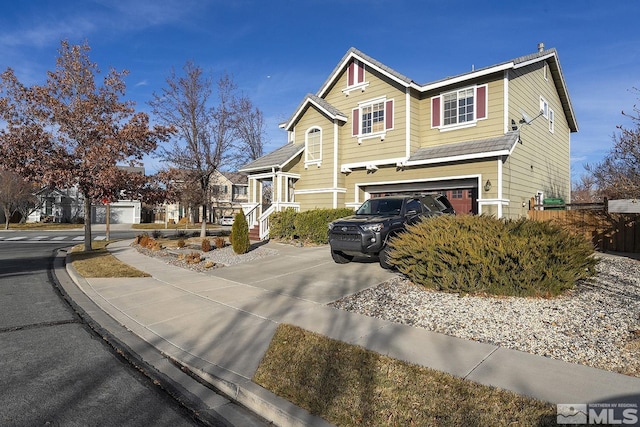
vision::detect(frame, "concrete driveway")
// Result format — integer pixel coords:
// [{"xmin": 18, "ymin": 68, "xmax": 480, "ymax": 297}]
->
[{"xmin": 206, "ymin": 241, "xmax": 398, "ymax": 304}]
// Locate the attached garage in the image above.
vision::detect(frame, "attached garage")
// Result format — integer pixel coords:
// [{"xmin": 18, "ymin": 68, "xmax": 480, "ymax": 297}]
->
[{"xmin": 364, "ymin": 177, "xmax": 479, "ymax": 215}]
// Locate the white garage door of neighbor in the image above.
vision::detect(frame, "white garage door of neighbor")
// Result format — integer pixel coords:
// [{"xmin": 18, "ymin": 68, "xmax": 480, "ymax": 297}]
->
[{"xmin": 108, "ymin": 206, "xmax": 135, "ymax": 224}]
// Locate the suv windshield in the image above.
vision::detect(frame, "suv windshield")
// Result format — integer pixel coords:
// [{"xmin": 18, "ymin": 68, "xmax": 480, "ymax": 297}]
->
[{"xmin": 356, "ymin": 198, "xmax": 403, "ymax": 216}]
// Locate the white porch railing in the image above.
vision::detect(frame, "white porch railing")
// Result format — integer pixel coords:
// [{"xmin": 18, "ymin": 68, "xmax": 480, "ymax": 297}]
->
[
  {"xmin": 241, "ymin": 203, "xmax": 259, "ymax": 228},
  {"xmin": 242, "ymin": 202, "xmax": 300, "ymax": 240},
  {"xmin": 258, "ymin": 205, "xmax": 276, "ymax": 240}
]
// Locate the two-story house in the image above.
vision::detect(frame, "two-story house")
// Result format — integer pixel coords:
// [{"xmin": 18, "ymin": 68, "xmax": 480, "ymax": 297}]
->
[
  {"xmin": 162, "ymin": 170, "xmax": 249, "ymax": 225},
  {"xmin": 240, "ymin": 44, "xmax": 577, "ymax": 239}
]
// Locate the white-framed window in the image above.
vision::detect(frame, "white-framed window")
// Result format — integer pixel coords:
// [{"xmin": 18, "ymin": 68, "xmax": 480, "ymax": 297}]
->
[
  {"xmin": 540, "ymin": 96, "xmax": 549, "ymax": 119},
  {"xmin": 443, "ymin": 88, "xmax": 474, "ymax": 126},
  {"xmin": 305, "ymin": 126, "xmax": 322, "ymax": 167},
  {"xmin": 544, "ymin": 62, "xmax": 549, "ymax": 81},
  {"xmin": 362, "ymin": 101, "xmax": 385, "ymax": 134},
  {"xmin": 549, "ymin": 108, "xmax": 555, "ymax": 133},
  {"xmin": 431, "ymin": 84, "xmax": 487, "ymax": 130},
  {"xmin": 351, "ymin": 98, "xmax": 394, "ymax": 140}
]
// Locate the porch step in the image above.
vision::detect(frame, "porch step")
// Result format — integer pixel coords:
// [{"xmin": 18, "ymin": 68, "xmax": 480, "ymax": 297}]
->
[{"xmin": 248, "ymin": 224, "xmax": 261, "ymax": 241}]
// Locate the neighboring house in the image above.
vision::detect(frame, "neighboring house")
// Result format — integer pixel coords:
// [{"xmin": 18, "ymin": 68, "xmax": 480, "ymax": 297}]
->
[
  {"xmin": 162, "ymin": 170, "xmax": 248, "ymax": 224},
  {"xmin": 28, "ymin": 186, "xmax": 83, "ymax": 223},
  {"xmin": 240, "ymin": 44, "xmax": 577, "ymax": 239},
  {"xmin": 210, "ymin": 171, "xmax": 249, "ymax": 220},
  {"xmin": 28, "ymin": 166, "xmax": 145, "ymax": 224}
]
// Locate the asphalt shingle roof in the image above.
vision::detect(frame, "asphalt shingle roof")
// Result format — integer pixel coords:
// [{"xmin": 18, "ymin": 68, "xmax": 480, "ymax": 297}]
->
[
  {"xmin": 239, "ymin": 142, "xmax": 304, "ymax": 172},
  {"xmin": 409, "ymin": 132, "xmax": 520, "ymax": 162}
]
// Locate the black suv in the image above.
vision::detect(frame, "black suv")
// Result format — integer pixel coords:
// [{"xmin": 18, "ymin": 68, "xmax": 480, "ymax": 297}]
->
[{"xmin": 328, "ymin": 194, "xmax": 454, "ymax": 268}]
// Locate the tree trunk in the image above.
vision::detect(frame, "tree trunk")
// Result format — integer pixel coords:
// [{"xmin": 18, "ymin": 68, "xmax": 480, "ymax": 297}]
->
[
  {"xmin": 83, "ymin": 197, "xmax": 93, "ymax": 252},
  {"xmin": 3, "ymin": 207, "xmax": 9, "ymax": 230},
  {"xmin": 200, "ymin": 203, "xmax": 207, "ymax": 238}
]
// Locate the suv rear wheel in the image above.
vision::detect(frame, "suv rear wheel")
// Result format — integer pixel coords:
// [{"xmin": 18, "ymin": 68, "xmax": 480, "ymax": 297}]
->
[{"xmin": 331, "ymin": 250, "xmax": 354, "ymax": 264}]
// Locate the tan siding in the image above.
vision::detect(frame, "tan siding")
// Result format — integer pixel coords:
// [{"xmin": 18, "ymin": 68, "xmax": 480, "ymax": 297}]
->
[
  {"xmin": 323, "ymin": 65, "xmax": 408, "ymax": 164},
  {"xmin": 292, "ymin": 106, "xmax": 335, "ymax": 191},
  {"xmin": 409, "ymin": 90, "xmax": 422, "ymax": 155},
  {"xmin": 505, "ymin": 62, "xmax": 571, "ymax": 218},
  {"xmin": 296, "ymin": 192, "xmax": 335, "ymax": 211},
  {"xmin": 419, "ymin": 77, "xmax": 506, "ymax": 147}
]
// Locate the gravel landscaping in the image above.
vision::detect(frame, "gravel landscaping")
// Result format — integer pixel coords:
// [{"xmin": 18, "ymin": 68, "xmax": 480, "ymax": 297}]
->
[
  {"xmin": 330, "ymin": 254, "xmax": 640, "ymax": 377},
  {"xmin": 134, "ymin": 242, "xmax": 640, "ymax": 377}
]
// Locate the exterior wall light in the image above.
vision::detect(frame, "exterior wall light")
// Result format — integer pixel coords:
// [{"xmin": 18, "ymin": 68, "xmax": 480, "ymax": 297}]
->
[{"xmin": 484, "ymin": 179, "xmax": 492, "ymax": 192}]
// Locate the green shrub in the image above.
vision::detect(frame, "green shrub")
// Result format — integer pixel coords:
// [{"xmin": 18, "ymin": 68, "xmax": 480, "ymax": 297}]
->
[
  {"xmin": 270, "ymin": 208, "xmax": 354, "ymax": 244},
  {"xmin": 269, "ymin": 207, "xmax": 298, "ymax": 240},
  {"xmin": 231, "ymin": 211, "xmax": 251, "ymax": 254},
  {"xmin": 294, "ymin": 208, "xmax": 355, "ymax": 244},
  {"xmin": 388, "ymin": 215, "xmax": 598, "ymax": 297}
]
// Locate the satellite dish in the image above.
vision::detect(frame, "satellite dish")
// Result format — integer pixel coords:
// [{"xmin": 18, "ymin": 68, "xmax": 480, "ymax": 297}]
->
[{"xmin": 520, "ymin": 110, "xmax": 533, "ymax": 125}]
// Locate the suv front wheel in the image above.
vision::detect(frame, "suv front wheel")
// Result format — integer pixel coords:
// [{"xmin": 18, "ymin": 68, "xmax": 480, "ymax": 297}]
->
[
  {"xmin": 331, "ymin": 250, "xmax": 354, "ymax": 264},
  {"xmin": 378, "ymin": 245, "xmax": 394, "ymax": 269}
]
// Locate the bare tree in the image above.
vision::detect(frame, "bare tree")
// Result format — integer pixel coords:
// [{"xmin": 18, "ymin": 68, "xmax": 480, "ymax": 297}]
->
[
  {"xmin": 0, "ymin": 40, "xmax": 173, "ymax": 250},
  {"xmin": 0, "ymin": 168, "xmax": 38, "ymax": 229},
  {"xmin": 571, "ymin": 174, "xmax": 600, "ymax": 203},
  {"xmin": 233, "ymin": 95, "xmax": 265, "ymax": 163},
  {"xmin": 586, "ymin": 88, "xmax": 640, "ymax": 199},
  {"xmin": 150, "ymin": 63, "xmax": 264, "ymax": 237}
]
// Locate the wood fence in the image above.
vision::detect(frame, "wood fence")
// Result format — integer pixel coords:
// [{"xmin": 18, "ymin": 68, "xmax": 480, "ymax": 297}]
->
[{"xmin": 528, "ymin": 199, "xmax": 640, "ymax": 253}]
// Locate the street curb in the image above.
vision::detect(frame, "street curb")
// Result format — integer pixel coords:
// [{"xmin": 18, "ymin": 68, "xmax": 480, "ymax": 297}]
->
[
  {"xmin": 54, "ymin": 249, "xmax": 333, "ymax": 427},
  {"xmin": 53, "ymin": 249, "xmax": 255, "ymax": 426}
]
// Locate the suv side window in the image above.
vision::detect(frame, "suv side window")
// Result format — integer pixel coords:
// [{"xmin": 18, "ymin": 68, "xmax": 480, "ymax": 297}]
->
[
  {"xmin": 405, "ymin": 198, "xmax": 422, "ymax": 214},
  {"xmin": 420, "ymin": 195, "xmax": 440, "ymax": 212}
]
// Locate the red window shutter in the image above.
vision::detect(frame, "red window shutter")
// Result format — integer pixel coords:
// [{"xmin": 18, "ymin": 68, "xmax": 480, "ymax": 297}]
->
[
  {"xmin": 385, "ymin": 100, "xmax": 393, "ymax": 130},
  {"xmin": 348, "ymin": 62, "xmax": 355, "ymax": 86},
  {"xmin": 431, "ymin": 96, "xmax": 441, "ymax": 127},
  {"xmin": 476, "ymin": 85, "xmax": 487, "ymax": 119},
  {"xmin": 352, "ymin": 108, "xmax": 359, "ymax": 136},
  {"xmin": 357, "ymin": 62, "xmax": 364, "ymax": 84}
]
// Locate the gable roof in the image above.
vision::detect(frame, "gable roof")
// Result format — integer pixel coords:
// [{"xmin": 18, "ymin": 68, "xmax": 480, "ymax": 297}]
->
[
  {"xmin": 280, "ymin": 93, "xmax": 348, "ymax": 131},
  {"xmin": 314, "ymin": 46, "xmax": 577, "ymax": 132},
  {"xmin": 221, "ymin": 171, "xmax": 248, "ymax": 185},
  {"xmin": 316, "ymin": 47, "xmax": 415, "ymax": 98},
  {"xmin": 239, "ymin": 142, "xmax": 304, "ymax": 172}
]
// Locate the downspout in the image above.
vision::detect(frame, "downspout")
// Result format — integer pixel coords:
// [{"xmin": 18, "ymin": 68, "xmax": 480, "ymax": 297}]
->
[
  {"xmin": 405, "ymin": 88, "xmax": 411, "ymax": 158},
  {"xmin": 272, "ymin": 166, "xmax": 277, "ymax": 211},
  {"xmin": 333, "ymin": 119, "xmax": 338, "ymax": 208},
  {"xmin": 497, "ymin": 158, "xmax": 503, "ymax": 218}
]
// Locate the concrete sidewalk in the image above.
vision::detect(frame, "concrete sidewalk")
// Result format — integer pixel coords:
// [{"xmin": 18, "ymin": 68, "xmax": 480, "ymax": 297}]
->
[{"xmin": 63, "ymin": 239, "xmax": 640, "ymax": 426}]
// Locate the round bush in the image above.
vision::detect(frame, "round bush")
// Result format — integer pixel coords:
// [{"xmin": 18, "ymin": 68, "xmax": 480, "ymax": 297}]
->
[{"xmin": 388, "ymin": 215, "xmax": 598, "ymax": 297}]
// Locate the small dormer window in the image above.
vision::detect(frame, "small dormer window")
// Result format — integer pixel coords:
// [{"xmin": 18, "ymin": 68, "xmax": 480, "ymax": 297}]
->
[
  {"xmin": 348, "ymin": 60, "xmax": 365, "ymax": 86},
  {"xmin": 343, "ymin": 59, "xmax": 369, "ymax": 95}
]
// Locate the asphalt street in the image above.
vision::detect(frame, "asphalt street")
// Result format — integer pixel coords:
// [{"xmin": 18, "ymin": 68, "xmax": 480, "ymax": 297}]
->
[{"xmin": 0, "ymin": 240, "xmax": 207, "ymax": 426}]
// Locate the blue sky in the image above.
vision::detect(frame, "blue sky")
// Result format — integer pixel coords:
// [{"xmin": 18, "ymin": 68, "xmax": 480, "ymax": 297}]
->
[{"xmin": 1, "ymin": 0, "xmax": 638, "ymax": 182}]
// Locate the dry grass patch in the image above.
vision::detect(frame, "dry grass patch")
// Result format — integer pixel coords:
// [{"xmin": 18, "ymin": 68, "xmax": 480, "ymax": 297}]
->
[
  {"xmin": 254, "ymin": 324, "xmax": 556, "ymax": 426},
  {"xmin": 132, "ymin": 223, "xmax": 221, "ymax": 231},
  {"xmin": 70, "ymin": 241, "xmax": 149, "ymax": 278},
  {"xmin": 9, "ymin": 222, "xmax": 82, "ymax": 230}
]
